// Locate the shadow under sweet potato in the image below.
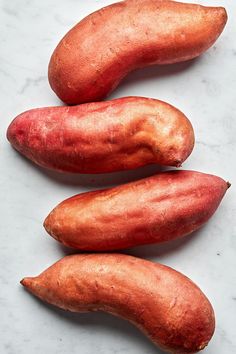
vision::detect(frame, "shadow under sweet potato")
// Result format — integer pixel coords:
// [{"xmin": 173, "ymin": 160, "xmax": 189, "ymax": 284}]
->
[
  {"xmin": 20, "ymin": 286, "xmax": 165, "ymax": 354},
  {"xmin": 108, "ymin": 59, "xmax": 197, "ymax": 100},
  {"xmin": 8, "ymin": 145, "xmax": 171, "ymax": 188},
  {"xmin": 126, "ymin": 227, "xmax": 205, "ymax": 260},
  {"xmin": 52, "ymin": 224, "xmax": 207, "ymax": 261}
]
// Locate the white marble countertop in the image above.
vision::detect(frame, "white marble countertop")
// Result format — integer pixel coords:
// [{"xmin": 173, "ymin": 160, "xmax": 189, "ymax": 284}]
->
[{"xmin": 1, "ymin": 1, "xmax": 236, "ymax": 353}]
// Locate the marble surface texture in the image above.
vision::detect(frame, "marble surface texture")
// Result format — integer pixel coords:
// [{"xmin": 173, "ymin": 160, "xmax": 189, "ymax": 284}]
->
[{"xmin": 1, "ymin": 0, "xmax": 236, "ymax": 353}]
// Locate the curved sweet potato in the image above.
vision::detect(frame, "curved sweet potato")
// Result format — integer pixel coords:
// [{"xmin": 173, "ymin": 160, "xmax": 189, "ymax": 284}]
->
[
  {"xmin": 48, "ymin": 0, "xmax": 227, "ymax": 104},
  {"xmin": 44, "ymin": 170, "xmax": 229, "ymax": 250},
  {"xmin": 21, "ymin": 254, "xmax": 215, "ymax": 353},
  {"xmin": 7, "ymin": 97, "xmax": 194, "ymax": 173}
]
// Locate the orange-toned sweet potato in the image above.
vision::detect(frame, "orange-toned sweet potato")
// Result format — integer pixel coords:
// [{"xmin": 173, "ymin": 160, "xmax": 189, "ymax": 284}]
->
[
  {"xmin": 21, "ymin": 254, "xmax": 215, "ymax": 353},
  {"xmin": 7, "ymin": 97, "xmax": 194, "ymax": 173},
  {"xmin": 48, "ymin": 0, "xmax": 227, "ymax": 104},
  {"xmin": 44, "ymin": 170, "xmax": 229, "ymax": 251}
]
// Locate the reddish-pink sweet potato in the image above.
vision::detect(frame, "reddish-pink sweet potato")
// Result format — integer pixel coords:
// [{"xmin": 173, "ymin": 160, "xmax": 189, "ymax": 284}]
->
[
  {"xmin": 44, "ymin": 170, "xmax": 229, "ymax": 251},
  {"xmin": 21, "ymin": 253, "xmax": 215, "ymax": 353},
  {"xmin": 48, "ymin": 0, "xmax": 227, "ymax": 104},
  {"xmin": 7, "ymin": 97, "xmax": 194, "ymax": 173}
]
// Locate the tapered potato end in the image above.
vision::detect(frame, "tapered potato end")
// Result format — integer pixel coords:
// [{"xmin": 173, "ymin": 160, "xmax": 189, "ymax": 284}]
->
[
  {"xmin": 43, "ymin": 215, "xmax": 51, "ymax": 235},
  {"xmin": 43, "ymin": 212, "xmax": 60, "ymax": 243},
  {"xmin": 205, "ymin": 6, "xmax": 227, "ymax": 48},
  {"xmin": 21, "ymin": 273, "xmax": 56, "ymax": 305},
  {"xmin": 6, "ymin": 112, "xmax": 27, "ymax": 153},
  {"xmin": 215, "ymin": 6, "xmax": 228, "ymax": 27},
  {"xmin": 173, "ymin": 5, "xmax": 228, "ymax": 63},
  {"xmin": 20, "ymin": 277, "xmax": 34, "ymax": 288}
]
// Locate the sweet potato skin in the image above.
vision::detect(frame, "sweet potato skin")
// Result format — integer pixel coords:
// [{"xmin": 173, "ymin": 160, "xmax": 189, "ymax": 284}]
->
[
  {"xmin": 21, "ymin": 254, "xmax": 215, "ymax": 353},
  {"xmin": 7, "ymin": 97, "xmax": 194, "ymax": 173},
  {"xmin": 44, "ymin": 170, "xmax": 229, "ymax": 250},
  {"xmin": 48, "ymin": 0, "xmax": 227, "ymax": 104}
]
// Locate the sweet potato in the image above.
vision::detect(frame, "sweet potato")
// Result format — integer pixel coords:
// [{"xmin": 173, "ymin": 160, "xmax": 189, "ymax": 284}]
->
[
  {"xmin": 44, "ymin": 170, "xmax": 229, "ymax": 251},
  {"xmin": 21, "ymin": 254, "xmax": 215, "ymax": 353},
  {"xmin": 48, "ymin": 0, "xmax": 227, "ymax": 104},
  {"xmin": 7, "ymin": 97, "xmax": 194, "ymax": 173}
]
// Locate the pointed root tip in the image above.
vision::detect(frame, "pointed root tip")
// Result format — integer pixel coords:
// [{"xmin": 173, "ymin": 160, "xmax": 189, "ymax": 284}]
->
[
  {"xmin": 20, "ymin": 277, "xmax": 31, "ymax": 287},
  {"xmin": 20, "ymin": 278, "xmax": 26, "ymax": 286},
  {"xmin": 197, "ymin": 341, "xmax": 208, "ymax": 351},
  {"xmin": 43, "ymin": 216, "xmax": 60, "ymax": 242},
  {"xmin": 172, "ymin": 159, "xmax": 182, "ymax": 168},
  {"xmin": 220, "ymin": 7, "xmax": 228, "ymax": 22},
  {"xmin": 176, "ymin": 162, "xmax": 182, "ymax": 168},
  {"xmin": 6, "ymin": 127, "xmax": 10, "ymax": 142},
  {"xmin": 43, "ymin": 217, "xmax": 51, "ymax": 236},
  {"xmin": 43, "ymin": 218, "xmax": 48, "ymax": 231},
  {"xmin": 43, "ymin": 215, "xmax": 51, "ymax": 235},
  {"xmin": 227, "ymin": 181, "xmax": 231, "ymax": 189},
  {"xmin": 212, "ymin": 6, "xmax": 228, "ymax": 26}
]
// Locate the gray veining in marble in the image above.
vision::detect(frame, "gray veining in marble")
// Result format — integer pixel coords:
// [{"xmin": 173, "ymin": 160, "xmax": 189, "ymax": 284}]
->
[{"xmin": 0, "ymin": 1, "xmax": 236, "ymax": 353}]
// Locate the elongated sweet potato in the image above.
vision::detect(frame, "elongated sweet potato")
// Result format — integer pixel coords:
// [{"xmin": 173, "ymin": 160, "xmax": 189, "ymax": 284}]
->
[
  {"xmin": 44, "ymin": 170, "xmax": 229, "ymax": 251},
  {"xmin": 21, "ymin": 254, "xmax": 215, "ymax": 353},
  {"xmin": 48, "ymin": 0, "xmax": 227, "ymax": 104},
  {"xmin": 7, "ymin": 97, "xmax": 194, "ymax": 173}
]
